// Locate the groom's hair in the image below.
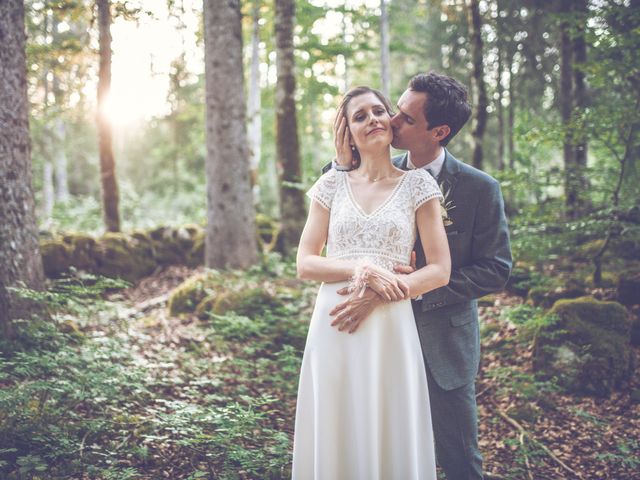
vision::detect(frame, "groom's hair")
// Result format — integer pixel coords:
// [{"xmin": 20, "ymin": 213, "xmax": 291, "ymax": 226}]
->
[{"xmin": 409, "ymin": 72, "xmax": 471, "ymax": 146}]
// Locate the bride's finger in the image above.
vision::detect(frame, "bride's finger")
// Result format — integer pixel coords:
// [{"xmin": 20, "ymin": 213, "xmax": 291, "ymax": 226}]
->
[{"xmin": 397, "ymin": 278, "xmax": 410, "ymax": 299}]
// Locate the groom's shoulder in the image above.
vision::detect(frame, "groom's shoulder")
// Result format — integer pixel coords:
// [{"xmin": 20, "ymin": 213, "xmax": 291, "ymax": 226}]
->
[{"xmin": 450, "ymin": 153, "xmax": 499, "ymax": 188}]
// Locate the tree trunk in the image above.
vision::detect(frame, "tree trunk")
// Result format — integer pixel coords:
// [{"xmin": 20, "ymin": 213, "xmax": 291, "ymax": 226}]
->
[
  {"xmin": 53, "ymin": 118, "xmax": 69, "ymax": 201},
  {"xmin": 559, "ymin": 1, "xmax": 578, "ymax": 218},
  {"xmin": 467, "ymin": 0, "xmax": 488, "ymax": 170},
  {"xmin": 51, "ymin": 15, "xmax": 69, "ymax": 202},
  {"xmin": 573, "ymin": 0, "xmax": 589, "ymax": 202},
  {"xmin": 43, "ymin": 161, "xmax": 55, "ymax": 220},
  {"xmin": 248, "ymin": 3, "xmax": 262, "ymax": 205},
  {"xmin": 203, "ymin": 0, "xmax": 258, "ymax": 269},
  {"xmin": 496, "ymin": 42, "xmax": 505, "ymax": 171},
  {"xmin": 97, "ymin": 0, "xmax": 120, "ymax": 232},
  {"xmin": 380, "ymin": 0, "xmax": 390, "ymax": 97},
  {"xmin": 495, "ymin": 0, "xmax": 505, "ymax": 171},
  {"xmin": 0, "ymin": 0, "xmax": 46, "ymax": 335},
  {"xmin": 507, "ymin": 46, "xmax": 516, "ymax": 169},
  {"xmin": 275, "ymin": 0, "xmax": 307, "ymax": 254}
]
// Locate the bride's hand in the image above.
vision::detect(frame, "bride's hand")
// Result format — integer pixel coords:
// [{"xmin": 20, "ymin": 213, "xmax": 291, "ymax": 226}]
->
[
  {"xmin": 330, "ymin": 287, "xmax": 381, "ymax": 334},
  {"xmin": 361, "ymin": 264, "xmax": 410, "ymax": 301}
]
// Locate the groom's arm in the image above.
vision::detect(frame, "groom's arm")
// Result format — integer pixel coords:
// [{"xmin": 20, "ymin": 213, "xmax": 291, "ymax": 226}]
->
[{"xmin": 419, "ymin": 177, "xmax": 512, "ymax": 310}]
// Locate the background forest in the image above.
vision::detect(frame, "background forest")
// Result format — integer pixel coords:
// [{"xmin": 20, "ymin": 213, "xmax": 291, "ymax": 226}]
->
[{"xmin": 1, "ymin": 0, "xmax": 639, "ymax": 478}]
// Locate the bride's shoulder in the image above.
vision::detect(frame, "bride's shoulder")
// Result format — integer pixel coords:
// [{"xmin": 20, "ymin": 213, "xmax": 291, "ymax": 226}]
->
[{"xmin": 307, "ymin": 168, "xmax": 343, "ymax": 210}]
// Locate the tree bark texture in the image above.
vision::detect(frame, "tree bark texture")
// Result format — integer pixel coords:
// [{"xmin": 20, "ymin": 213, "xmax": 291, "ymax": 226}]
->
[
  {"xmin": 0, "ymin": 0, "xmax": 46, "ymax": 334},
  {"xmin": 275, "ymin": 0, "xmax": 307, "ymax": 254},
  {"xmin": 380, "ymin": 0, "xmax": 390, "ymax": 97},
  {"xmin": 203, "ymin": 0, "xmax": 258, "ymax": 269},
  {"xmin": 573, "ymin": 0, "xmax": 589, "ymax": 196},
  {"xmin": 559, "ymin": 1, "xmax": 578, "ymax": 218},
  {"xmin": 97, "ymin": 0, "xmax": 120, "ymax": 232},
  {"xmin": 467, "ymin": 0, "xmax": 488, "ymax": 170}
]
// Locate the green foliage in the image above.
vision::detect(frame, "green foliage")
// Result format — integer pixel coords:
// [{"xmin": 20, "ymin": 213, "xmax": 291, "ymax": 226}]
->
[
  {"xmin": 502, "ymin": 304, "xmax": 558, "ymax": 342},
  {"xmin": 1, "ymin": 264, "xmax": 308, "ymax": 479}
]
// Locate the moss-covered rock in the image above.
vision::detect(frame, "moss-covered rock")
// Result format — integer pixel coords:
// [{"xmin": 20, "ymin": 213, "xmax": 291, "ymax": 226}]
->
[
  {"xmin": 195, "ymin": 294, "xmax": 219, "ymax": 319},
  {"xmin": 149, "ymin": 226, "xmax": 192, "ymax": 266},
  {"xmin": 532, "ymin": 296, "xmax": 633, "ymax": 397},
  {"xmin": 617, "ymin": 271, "xmax": 640, "ymax": 306},
  {"xmin": 94, "ymin": 233, "xmax": 156, "ymax": 282},
  {"xmin": 211, "ymin": 287, "xmax": 284, "ymax": 317},
  {"xmin": 40, "ymin": 240, "xmax": 73, "ymax": 278},
  {"xmin": 527, "ymin": 279, "xmax": 586, "ymax": 310},
  {"xmin": 168, "ymin": 271, "xmax": 220, "ymax": 316},
  {"xmin": 62, "ymin": 233, "xmax": 98, "ymax": 270}
]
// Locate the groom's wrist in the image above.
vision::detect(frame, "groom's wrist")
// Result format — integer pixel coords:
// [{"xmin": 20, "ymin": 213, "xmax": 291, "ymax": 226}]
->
[{"xmin": 333, "ymin": 158, "xmax": 354, "ymax": 172}]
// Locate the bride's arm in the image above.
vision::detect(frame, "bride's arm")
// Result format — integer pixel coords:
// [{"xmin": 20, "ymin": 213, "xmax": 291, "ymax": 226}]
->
[
  {"xmin": 296, "ymin": 200, "xmax": 356, "ymax": 283},
  {"xmin": 402, "ymin": 197, "xmax": 451, "ymax": 297}
]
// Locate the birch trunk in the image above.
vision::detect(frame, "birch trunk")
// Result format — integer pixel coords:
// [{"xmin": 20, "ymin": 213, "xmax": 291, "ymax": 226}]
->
[
  {"xmin": 203, "ymin": 0, "xmax": 258, "ymax": 268},
  {"xmin": 380, "ymin": 0, "xmax": 390, "ymax": 97},
  {"xmin": 0, "ymin": 0, "xmax": 46, "ymax": 335},
  {"xmin": 248, "ymin": 4, "xmax": 262, "ymax": 205}
]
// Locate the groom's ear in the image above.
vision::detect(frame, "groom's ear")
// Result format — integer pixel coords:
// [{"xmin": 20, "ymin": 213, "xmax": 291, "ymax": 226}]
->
[{"xmin": 432, "ymin": 125, "xmax": 450, "ymax": 142}]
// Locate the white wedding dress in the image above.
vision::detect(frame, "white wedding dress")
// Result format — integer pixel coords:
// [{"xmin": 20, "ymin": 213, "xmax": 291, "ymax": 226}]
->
[{"xmin": 292, "ymin": 168, "xmax": 442, "ymax": 480}]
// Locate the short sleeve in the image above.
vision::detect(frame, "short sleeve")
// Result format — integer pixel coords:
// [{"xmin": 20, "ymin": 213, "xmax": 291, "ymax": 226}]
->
[
  {"xmin": 306, "ymin": 168, "xmax": 340, "ymax": 210},
  {"xmin": 410, "ymin": 169, "xmax": 443, "ymax": 211}
]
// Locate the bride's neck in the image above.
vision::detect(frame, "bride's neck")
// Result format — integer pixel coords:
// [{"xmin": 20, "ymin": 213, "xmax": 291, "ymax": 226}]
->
[{"xmin": 357, "ymin": 150, "xmax": 394, "ymax": 180}]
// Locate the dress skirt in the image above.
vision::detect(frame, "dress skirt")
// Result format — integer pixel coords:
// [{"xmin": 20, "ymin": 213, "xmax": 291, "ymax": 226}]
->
[{"xmin": 292, "ymin": 281, "xmax": 437, "ymax": 480}]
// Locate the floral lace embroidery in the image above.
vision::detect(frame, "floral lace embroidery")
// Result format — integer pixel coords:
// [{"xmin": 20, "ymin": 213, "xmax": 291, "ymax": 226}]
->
[{"xmin": 306, "ymin": 168, "xmax": 442, "ymax": 271}]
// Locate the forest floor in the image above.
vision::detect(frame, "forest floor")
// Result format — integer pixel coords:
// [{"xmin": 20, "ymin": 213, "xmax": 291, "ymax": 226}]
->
[
  {"xmin": 114, "ymin": 264, "xmax": 640, "ymax": 480},
  {"xmin": 3, "ymin": 264, "xmax": 639, "ymax": 479}
]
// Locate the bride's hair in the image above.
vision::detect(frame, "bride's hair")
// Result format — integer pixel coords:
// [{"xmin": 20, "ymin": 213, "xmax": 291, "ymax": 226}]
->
[{"xmin": 337, "ymin": 86, "xmax": 394, "ymax": 169}]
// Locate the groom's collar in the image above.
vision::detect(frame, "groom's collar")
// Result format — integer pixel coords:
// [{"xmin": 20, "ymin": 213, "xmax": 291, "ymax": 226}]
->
[{"xmin": 407, "ymin": 148, "xmax": 446, "ymax": 178}]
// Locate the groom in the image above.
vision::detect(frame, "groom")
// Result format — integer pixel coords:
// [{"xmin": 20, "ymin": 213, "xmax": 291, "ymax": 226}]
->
[{"xmin": 330, "ymin": 72, "xmax": 512, "ymax": 479}]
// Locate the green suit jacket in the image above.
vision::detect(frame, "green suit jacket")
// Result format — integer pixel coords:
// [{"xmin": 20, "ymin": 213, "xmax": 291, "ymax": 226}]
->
[{"xmin": 393, "ymin": 150, "xmax": 512, "ymax": 390}]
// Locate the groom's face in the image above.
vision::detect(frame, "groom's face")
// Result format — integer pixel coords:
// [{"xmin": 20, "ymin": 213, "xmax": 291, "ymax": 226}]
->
[{"xmin": 391, "ymin": 89, "xmax": 438, "ymax": 152}]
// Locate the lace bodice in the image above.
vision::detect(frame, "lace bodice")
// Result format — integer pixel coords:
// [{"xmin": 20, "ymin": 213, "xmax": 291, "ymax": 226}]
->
[{"xmin": 307, "ymin": 168, "xmax": 443, "ymax": 271}]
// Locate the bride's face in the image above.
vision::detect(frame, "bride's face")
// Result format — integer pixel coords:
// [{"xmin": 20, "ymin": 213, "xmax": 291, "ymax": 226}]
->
[{"xmin": 346, "ymin": 92, "xmax": 393, "ymax": 153}]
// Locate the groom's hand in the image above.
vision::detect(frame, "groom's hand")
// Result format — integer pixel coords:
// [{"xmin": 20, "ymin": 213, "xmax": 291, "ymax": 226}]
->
[
  {"xmin": 330, "ymin": 287, "xmax": 381, "ymax": 334},
  {"xmin": 394, "ymin": 251, "xmax": 417, "ymax": 275},
  {"xmin": 333, "ymin": 105, "xmax": 357, "ymax": 169}
]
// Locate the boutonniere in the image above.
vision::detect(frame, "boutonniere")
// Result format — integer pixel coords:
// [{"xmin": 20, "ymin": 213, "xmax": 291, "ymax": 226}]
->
[{"xmin": 439, "ymin": 181, "xmax": 455, "ymax": 227}]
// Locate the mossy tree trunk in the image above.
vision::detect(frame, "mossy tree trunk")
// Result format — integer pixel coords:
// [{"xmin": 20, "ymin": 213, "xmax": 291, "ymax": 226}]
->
[
  {"xmin": 203, "ymin": 0, "xmax": 258, "ymax": 269},
  {"xmin": 275, "ymin": 0, "xmax": 306, "ymax": 254},
  {"xmin": 97, "ymin": 0, "xmax": 120, "ymax": 232},
  {"xmin": 0, "ymin": 0, "xmax": 46, "ymax": 336}
]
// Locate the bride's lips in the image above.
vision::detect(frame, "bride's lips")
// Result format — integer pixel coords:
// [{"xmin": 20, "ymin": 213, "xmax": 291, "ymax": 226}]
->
[{"xmin": 367, "ymin": 127, "xmax": 386, "ymax": 136}]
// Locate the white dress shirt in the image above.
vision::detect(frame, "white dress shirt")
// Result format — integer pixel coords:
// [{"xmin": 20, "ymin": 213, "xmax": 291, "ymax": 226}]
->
[{"xmin": 406, "ymin": 148, "xmax": 446, "ymax": 179}]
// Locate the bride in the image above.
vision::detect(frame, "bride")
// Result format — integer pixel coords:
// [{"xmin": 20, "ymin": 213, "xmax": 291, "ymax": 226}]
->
[{"xmin": 292, "ymin": 86, "xmax": 451, "ymax": 479}]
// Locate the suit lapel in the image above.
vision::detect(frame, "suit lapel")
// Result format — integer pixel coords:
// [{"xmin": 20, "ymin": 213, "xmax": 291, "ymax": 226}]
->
[{"xmin": 438, "ymin": 149, "xmax": 461, "ymax": 196}]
